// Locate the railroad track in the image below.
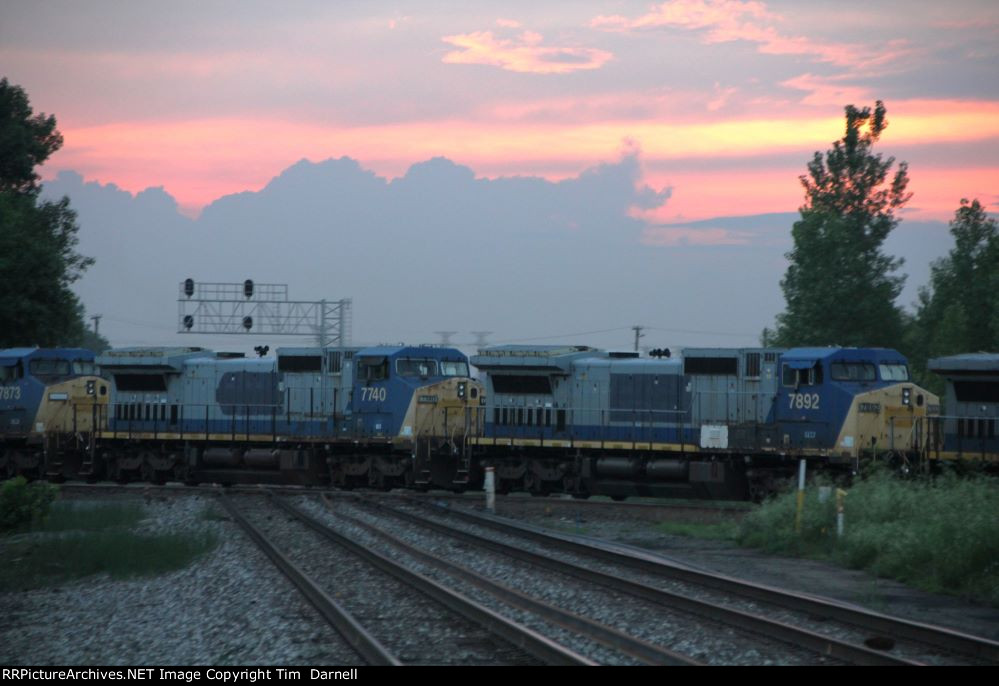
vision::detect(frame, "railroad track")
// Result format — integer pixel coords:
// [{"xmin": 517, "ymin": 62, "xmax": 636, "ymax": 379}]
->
[
  {"xmin": 382, "ymin": 489, "xmax": 750, "ymax": 520},
  {"xmin": 217, "ymin": 492, "xmax": 398, "ymax": 665},
  {"xmin": 346, "ymin": 491, "xmax": 999, "ymax": 665},
  {"xmin": 318, "ymin": 494, "xmax": 878, "ymax": 665},
  {"xmin": 220, "ymin": 491, "xmax": 592, "ymax": 665},
  {"xmin": 294, "ymin": 493, "xmax": 700, "ymax": 665}
]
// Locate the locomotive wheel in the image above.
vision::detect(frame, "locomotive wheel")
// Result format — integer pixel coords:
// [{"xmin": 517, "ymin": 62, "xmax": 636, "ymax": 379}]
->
[
  {"xmin": 107, "ymin": 459, "xmax": 127, "ymax": 484},
  {"xmin": 562, "ymin": 475, "xmax": 589, "ymax": 499},
  {"xmin": 524, "ymin": 472, "xmax": 550, "ymax": 497}
]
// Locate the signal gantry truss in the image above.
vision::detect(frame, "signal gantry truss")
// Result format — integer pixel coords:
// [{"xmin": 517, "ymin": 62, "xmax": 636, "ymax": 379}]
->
[{"xmin": 177, "ymin": 279, "xmax": 352, "ymax": 346}]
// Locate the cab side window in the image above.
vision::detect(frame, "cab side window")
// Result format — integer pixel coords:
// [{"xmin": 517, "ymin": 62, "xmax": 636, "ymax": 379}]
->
[{"xmin": 782, "ymin": 364, "xmax": 822, "ymax": 386}]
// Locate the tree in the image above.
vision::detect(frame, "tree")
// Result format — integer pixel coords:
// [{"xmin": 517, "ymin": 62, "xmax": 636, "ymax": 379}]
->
[
  {"xmin": 0, "ymin": 78, "xmax": 95, "ymax": 348},
  {"xmin": 0, "ymin": 77, "xmax": 63, "ymax": 195},
  {"xmin": 907, "ymin": 199, "xmax": 999, "ymax": 386},
  {"xmin": 769, "ymin": 101, "xmax": 910, "ymax": 348}
]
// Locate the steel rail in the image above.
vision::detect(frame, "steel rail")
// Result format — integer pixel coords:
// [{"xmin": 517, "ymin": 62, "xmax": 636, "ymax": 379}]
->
[
  {"xmin": 266, "ymin": 492, "xmax": 596, "ymax": 666},
  {"xmin": 385, "ymin": 490, "xmax": 750, "ymax": 518},
  {"xmin": 348, "ymin": 492, "xmax": 923, "ymax": 666},
  {"xmin": 217, "ymin": 492, "xmax": 400, "ymax": 665},
  {"xmin": 318, "ymin": 493, "xmax": 700, "ymax": 666},
  {"xmin": 387, "ymin": 492, "xmax": 999, "ymax": 664}
]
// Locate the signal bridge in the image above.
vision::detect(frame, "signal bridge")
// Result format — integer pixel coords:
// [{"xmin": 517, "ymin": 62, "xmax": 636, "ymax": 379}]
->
[{"xmin": 177, "ymin": 279, "xmax": 351, "ymax": 347}]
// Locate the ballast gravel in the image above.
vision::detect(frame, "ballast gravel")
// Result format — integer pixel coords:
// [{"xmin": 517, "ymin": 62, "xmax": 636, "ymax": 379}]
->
[{"xmin": 0, "ymin": 493, "xmax": 357, "ymax": 666}]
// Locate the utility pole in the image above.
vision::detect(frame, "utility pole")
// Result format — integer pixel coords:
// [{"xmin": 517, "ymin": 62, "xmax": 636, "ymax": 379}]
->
[
  {"xmin": 632, "ymin": 325, "xmax": 644, "ymax": 352},
  {"xmin": 90, "ymin": 314, "xmax": 102, "ymax": 337},
  {"xmin": 434, "ymin": 331, "xmax": 458, "ymax": 346}
]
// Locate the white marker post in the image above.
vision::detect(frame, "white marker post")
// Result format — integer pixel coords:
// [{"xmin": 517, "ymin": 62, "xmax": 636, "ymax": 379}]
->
[
  {"xmin": 484, "ymin": 465, "xmax": 496, "ymax": 513},
  {"xmin": 836, "ymin": 488, "xmax": 847, "ymax": 538},
  {"xmin": 795, "ymin": 459, "xmax": 806, "ymax": 534}
]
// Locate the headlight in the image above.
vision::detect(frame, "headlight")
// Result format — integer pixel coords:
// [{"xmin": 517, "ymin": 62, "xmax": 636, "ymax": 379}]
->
[{"xmin": 902, "ymin": 387, "xmax": 911, "ymax": 406}]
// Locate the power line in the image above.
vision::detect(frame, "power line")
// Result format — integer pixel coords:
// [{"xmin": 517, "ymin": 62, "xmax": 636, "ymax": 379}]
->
[
  {"xmin": 645, "ymin": 325, "xmax": 756, "ymax": 338},
  {"xmin": 492, "ymin": 326, "xmax": 632, "ymax": 344}
]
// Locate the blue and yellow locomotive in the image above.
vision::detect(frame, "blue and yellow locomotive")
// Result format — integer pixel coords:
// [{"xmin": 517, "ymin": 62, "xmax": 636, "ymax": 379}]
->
[
  {"xmin": 0, "ymin": 347, "xmax": 108, "ymax": 479},
  {"xmin": 469, "ymin": 345, "xmax": 939, "ymax": 499},
  {"xmin": 94, "ymin": 344, "xmax": 484, "ymax": 487}
]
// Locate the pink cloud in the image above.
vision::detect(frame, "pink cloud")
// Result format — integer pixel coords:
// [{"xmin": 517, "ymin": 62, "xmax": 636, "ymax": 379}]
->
[
  {"xmin": 593, "ymin": 0, "xmax": 772, "ymax": 33},
  {"xmin": 591, "ymin": 0, "xmax": 907, "ymax": 69},
  {"xmin": 45, "ymin": 97, "xmax": 999, "ymax": 219},
  {"xmin": 779, "ymin": 73, "xmax": 873, "ymax": 107},
  {"xmin": 441, "ymin": 29, "xmax": 613, "ymax": 74}
]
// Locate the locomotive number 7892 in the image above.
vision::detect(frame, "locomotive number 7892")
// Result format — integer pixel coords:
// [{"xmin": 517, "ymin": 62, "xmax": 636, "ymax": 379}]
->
[{"xmin": 789, "ymin": 392, "xmax": 820, "ymax": 410}]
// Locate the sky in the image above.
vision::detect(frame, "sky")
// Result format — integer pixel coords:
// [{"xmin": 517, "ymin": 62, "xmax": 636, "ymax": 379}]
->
[{"xmin": 3, "ymin": 1, "xmax": 999, "ymax": 352}]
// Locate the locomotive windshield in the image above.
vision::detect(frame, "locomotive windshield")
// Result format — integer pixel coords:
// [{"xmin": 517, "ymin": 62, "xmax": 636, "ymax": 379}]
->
[
  {"xmin": 878, "ymin": 363, "xmax": 909, "ymax": 381},
  {"xmin": 440, "ymin": 360, "xmax": 469, "ymax": 377},
  {"xmin": 830, "ymin": 362, "xmax": 876, "ymax": 381},
  {"xmin": 396, "ymin": 358, "xmax": 439, "ymax": 377},
  {"xmin": 29, "ymin": 359, "xmax": 71, "ymax": 378},
  {"xmin": 72, "ymin": 361, "xmax": 96, "ymax": 375}
]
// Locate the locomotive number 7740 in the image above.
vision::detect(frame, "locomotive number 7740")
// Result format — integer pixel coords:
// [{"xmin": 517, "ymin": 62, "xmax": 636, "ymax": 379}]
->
[
  {"xmin": 361, "ymin": 387, "xmax": 387, "ymax": 402},
  {"xmin": 789, "ymin": 393, "xmax": 820, "ymax": 410}
]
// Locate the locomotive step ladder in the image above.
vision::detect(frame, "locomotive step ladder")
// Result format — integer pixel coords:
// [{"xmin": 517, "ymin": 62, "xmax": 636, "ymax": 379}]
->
[
  {"xmin": 451, "ymin": 440, "xmax": 472, "ymax": 486},
  {"xmin": 413, "ymin": 438, "xmax": 433, "ymax": 486}
]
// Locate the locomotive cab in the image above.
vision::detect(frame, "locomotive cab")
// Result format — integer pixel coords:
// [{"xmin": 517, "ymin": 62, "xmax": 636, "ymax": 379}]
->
[
  {"xmin": 775, "ymin": 348, "xmax": 937, "ymax": 461},
  {"xmin": 0, "ymin": 348, "xmax": 108, "ymax": 479},
  {"xmin": 352, "ymin": 346, "xmax": 481, "ymax": 447},
  {"xmin": 347, "ymin": 345, "xmax": 483, "ymax": 489},
  {"xmin": 774, "ymin": 350, "xmax": 835, "ymax": 453}
]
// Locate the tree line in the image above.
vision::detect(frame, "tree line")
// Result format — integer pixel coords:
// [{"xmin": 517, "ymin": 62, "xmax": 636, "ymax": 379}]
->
[
  {"xmin": 0, "ymin": 78, "xmax": 108, "ymax": 351},
  {"xmin": 764, "ymin": 100, "xmax": 998, "ymax": 389}
]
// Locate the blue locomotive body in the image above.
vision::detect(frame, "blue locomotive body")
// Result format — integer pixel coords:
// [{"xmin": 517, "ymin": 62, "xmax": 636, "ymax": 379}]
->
[
  {"xmin": 95, "ymin": 344, "xmax": 482, "ymax": 486},
  {"xmin": 470, "ymin": 345, "xmax": 936, "ymax": 499}
]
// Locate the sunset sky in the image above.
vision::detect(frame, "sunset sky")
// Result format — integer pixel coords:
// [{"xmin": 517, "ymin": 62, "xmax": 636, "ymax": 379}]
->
[
  {"xmin": 3, "ymin": 1, "xmax": 998, "ymax": 349},
  {"xmin": 5, "ymin": 1, "xmax": 997, "ymax": 222}
]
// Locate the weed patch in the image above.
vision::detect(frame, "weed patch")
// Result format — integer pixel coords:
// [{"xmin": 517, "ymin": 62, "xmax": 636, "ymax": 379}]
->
[
  {"xmin": 0, "ymin": 499, "xmax": 218, "ymax": 591},
  {"xmin": 0, "ymin": 477, "xmax": 58, "ymax": 532},
  {"xmin": 654, "ymin": 520, "xmax": 740, "ymax": 541},
  {"xmin": 737, "ymin": 471, "xmax": 999, "ymax": 604}
]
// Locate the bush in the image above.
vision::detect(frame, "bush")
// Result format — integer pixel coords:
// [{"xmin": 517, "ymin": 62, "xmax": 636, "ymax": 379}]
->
[
  {"xmin": 737, "ymin": 470, "xmax": 999, "ymax": 604},
  {"xmin": 0, "ymin": 477, "xmax": 59, "ymax": 532}
]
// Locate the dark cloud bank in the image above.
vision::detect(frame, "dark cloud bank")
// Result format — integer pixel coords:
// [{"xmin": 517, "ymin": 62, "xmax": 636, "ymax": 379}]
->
[{"xmin": 43, "ymin": 154, "xmax": 949, "ymax": 351}]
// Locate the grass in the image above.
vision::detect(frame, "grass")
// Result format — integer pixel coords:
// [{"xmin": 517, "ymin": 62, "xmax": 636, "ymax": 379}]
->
[
  {"xmin": 0, "ymin": 500, "xmax": 218, "ymax": 592},
  {"xmin": 736, "ymin": 468, "xmax": 999, "ymax": 605},
  {"xmin": 654, "ymin": 520, "xmax": 740, "ymax": 541},
  {"xmin": 37, "ymin": 500, "xmax": 146, "ymax": 532}
]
